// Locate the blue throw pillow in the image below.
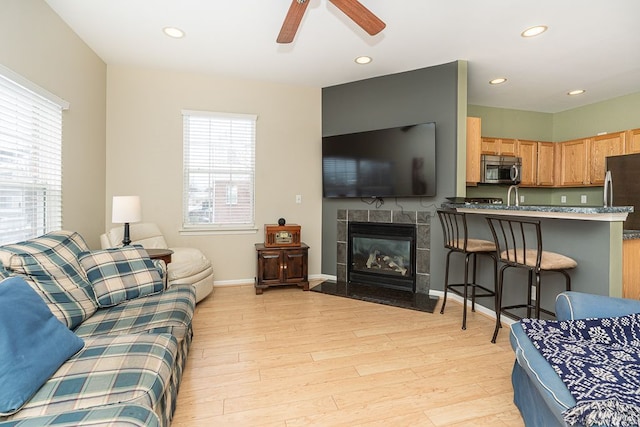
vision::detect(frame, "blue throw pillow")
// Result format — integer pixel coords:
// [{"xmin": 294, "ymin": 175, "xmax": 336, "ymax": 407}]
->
[{"xmin": 0, "ymin": 276, "xmax": 85, "ymax": 415}]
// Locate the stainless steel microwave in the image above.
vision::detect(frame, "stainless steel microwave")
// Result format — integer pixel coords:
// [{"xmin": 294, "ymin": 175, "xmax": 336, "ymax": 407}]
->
[{"xmin": 480, "ymin": 154, "xmax": 522, "ymax": 184}]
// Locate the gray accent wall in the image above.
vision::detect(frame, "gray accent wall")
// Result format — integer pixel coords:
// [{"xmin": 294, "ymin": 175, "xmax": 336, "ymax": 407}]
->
[{"xmin": 321, "ymin": 61, "xmax": 463, "ymax": 291}]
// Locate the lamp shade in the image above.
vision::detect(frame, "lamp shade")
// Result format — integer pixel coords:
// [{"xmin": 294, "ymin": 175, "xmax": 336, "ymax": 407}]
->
[{"xmin": 112, "ymin": 196, "xmax": 141, "ymax": 224}]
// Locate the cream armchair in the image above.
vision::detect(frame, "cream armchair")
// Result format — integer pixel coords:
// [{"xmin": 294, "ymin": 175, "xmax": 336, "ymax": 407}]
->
[{"xmin": 100, "ymin": 223, "xmax": 213, "ymax": 303}]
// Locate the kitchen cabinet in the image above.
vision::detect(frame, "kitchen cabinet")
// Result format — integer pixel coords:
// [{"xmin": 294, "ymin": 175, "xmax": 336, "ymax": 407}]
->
[
  {"xmin": 623, "ymin": 239, "xmax": 640, "ymax": 299},
  {"xmin": 590, "ymin": 131, "xmax": 625, "ymax": 185},
  {"xmin": 536, "ymin": 142, "xmax": 555, "ymax": 186},
  {"xmin": 517, "ymin": 140, "xmax": 555, "ymax": 187},
  {"xmin": 466, "ymin": 117, "xmax": 482, "ymax": 185},
  {"xmin": 517, "ymin": 140, "xmax": 537, "ymax": 186},
  {"xmin": 481, "ymin": 137, "xmax": 517, "ymax": 156},
  {"xmin": 480, "ymin": 137, "xmax": 498, "ymax": 155},
  {"xmin": 499, "ymin": 138, "xmax": 518, "ymax": 156},
  {"xmin": 466, "ymin": 123, "xmax": 640, "ymax": 189},
  {"xmin": 558, "ymin": 138, "xmax": 590, "ymax": 186},
  {"xmin": 625, "ymin": 128, "xmax": 640, "ymax": 154}
]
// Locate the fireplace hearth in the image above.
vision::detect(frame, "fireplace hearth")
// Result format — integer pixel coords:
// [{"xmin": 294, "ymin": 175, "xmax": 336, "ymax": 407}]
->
[{"xmin": 310, "ymin": 280, "xmax": 438, "ymax": 313}]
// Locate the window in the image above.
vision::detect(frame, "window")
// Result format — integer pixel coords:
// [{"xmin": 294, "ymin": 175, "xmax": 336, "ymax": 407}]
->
[
  {"xmin": 182, "ymin": 110, "xmax": 256, "ymax": 231},
  {"xmin": 0, "ymin": 65, "xmax": 68, "ymax": 245}
]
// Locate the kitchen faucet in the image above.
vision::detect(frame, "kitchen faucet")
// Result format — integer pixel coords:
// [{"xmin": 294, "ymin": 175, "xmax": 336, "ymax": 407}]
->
[
  {"xmin": 507, "ymin": 185, "xmax": 519, "ymax": 207},
  {"xmin": 603, "ymin": 170, "xmax": 613, "ymax": 207}
]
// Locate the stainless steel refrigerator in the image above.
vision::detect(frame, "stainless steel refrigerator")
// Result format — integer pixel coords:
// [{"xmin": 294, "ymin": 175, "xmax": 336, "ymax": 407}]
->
[{"xmin": 607, "ymin": 153, "xmax": 640, "ymax": 230}]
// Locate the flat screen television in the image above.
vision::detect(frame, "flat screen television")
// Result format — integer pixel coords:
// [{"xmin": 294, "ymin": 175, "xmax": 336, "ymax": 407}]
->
[{"xmin": 322, "ymin": 122, "xmax": 436, "ymax": 198}]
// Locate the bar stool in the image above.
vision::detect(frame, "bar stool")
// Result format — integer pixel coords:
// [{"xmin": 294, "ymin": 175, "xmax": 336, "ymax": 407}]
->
[
  {"xmin": 485, "ymin": 216, "xmax": 577, "ymax": 343},
  {"xmin": 437, "ymin": 209, "xmax": 498, "ymax": 330}
]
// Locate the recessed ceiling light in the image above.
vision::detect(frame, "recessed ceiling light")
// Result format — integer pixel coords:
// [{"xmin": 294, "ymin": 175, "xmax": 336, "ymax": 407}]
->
[
  {"xmin": 489, "ymin": 78, "xmax": 507, "ymax": 85},
  {"xmin": 521, "ymin": 25, "xmax": 548, "ymax": 38},
  {"xmin": 163, "ymin": 27, "xmax": 185, "ymax": 39},
  {"xmin": 568, "ymin": 89, "xmax": 586, "ymax": 96},
  {"xmin": 355, "ymin": 56, "xmax": 372, "ymax": 65}
]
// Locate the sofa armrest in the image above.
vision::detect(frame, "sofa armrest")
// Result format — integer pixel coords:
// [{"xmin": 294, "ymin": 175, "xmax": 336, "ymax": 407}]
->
[{"xmin": 555, "ymin": 291, "xmax": 640, "ymax": 321}]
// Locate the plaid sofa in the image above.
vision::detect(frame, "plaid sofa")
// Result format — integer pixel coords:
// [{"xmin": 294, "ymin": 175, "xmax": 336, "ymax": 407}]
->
[{"xmin": 0, "ymin": 231, "xmax": 196, "ymax": 427}]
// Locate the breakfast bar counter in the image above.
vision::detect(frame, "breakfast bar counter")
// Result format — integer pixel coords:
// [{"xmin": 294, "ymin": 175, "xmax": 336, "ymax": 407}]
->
[
  {"xmin": 442, "ymin": 203, "xmax": 632, "ymax": 221},
  {"xmin": 440, "ymin": 203, "xmax": 633, "ymax": 305}
]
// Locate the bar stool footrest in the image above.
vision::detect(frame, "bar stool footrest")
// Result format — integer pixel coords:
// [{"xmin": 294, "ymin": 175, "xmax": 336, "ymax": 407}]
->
[
  {"xmin": 446, "ymin": 283, "xmax": 496, "ymax": 299},
  {"xmin": 500, "ymin": 304, "xmax": 556, "ymax": 321}
]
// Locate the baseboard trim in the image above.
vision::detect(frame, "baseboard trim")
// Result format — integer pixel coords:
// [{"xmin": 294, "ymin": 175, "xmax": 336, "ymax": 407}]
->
[
  {"xmin": 430, "ymin": 289, "xmax": 515, "ymax": 326},
  {"xmin": 211, "ymin": 277, "xmax": 515, "ymax": 326},
  {"xmin": 213, "ymin": 273, "xmax": 329, "ymax": 288}
]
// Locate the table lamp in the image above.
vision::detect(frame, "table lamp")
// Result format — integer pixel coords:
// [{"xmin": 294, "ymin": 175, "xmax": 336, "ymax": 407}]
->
[{"xmin": 112, "ymin": 196, "xmax": 141, "ymax": 246}]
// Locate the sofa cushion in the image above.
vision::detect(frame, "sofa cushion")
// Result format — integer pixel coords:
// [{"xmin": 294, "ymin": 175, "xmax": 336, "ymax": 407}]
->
[
  {"xmin": 0, "ymin": 231, "xmax": 98, "ymax": 329},
  {"xmin": 4, "ymin": 333, "xmax": 178, "ymax": 422},
  {"xmin": 73, "ymin": 284, "xmax": 195, "ymax": 341},
  {"xmin": 0, "ymin": 277, "xmax": 85, "ymax": 416},
  {"xmin": 78, "ymin": 246, "xmax": 163, "ymax": 308}
]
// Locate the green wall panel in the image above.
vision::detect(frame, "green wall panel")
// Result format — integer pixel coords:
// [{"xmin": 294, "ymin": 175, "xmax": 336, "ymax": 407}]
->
[
  {"xmin": 467, "ymin": 105, "xmax": 553, "ymax": 141},
  {"xmin": 553, "ymin": 92, "xmax": 640, "ymax": 141}
]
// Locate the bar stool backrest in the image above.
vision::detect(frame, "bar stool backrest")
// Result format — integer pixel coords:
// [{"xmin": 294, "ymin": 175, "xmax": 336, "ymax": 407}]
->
[
  {"xmin": 437, "ymin": 209, "xmax": 469, "ymax": 252},
  {"xmin": 486, "ymin": 216, "xmax": 543, "ymax": 272}
]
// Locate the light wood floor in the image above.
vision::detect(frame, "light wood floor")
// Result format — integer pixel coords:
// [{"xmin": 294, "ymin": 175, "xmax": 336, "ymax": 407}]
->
[{"xmin": 172, "ymin": 282, "xmax": 525, "ymax": 426}]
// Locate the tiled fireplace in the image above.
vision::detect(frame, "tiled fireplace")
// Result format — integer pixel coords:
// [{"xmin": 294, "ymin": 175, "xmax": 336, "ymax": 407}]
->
[{"xmin": 336, "ymin": 209, "xmax": 431, "ymax": 294}]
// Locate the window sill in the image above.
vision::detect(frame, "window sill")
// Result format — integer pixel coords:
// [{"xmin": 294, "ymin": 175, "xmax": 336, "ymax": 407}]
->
[{"xmin": 179, "ymin": 226, "xmax": 259, "ymax": 236}]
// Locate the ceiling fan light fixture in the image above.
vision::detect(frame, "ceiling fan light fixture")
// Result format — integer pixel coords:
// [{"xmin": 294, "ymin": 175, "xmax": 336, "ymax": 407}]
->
[
  {"xmin": 489, "ymin": 77, "xmax": 507, "ymax": 85},
  {"xmin": 568, "ymin": 89, "xmax": 586, "ymax": 96},
  {"xmin": 163, "ymin": 27, "xmax": 185, "ymax": 39},
  {"xmin": 521, "ymin": 25, "xmax": 548, "ymax": 38},
  {"xmin": 355, "ymin": 56, "xmax": 372, "ymax": 65}
]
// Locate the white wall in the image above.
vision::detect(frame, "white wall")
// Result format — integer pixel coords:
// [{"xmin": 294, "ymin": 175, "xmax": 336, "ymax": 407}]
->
[
  {"xmin": 0, "ymin": 0, "xmax": 107, "ymax": 247},
  {"xmin": 106, "ymin": 65, "xmax": 322, "ymax": 282}
]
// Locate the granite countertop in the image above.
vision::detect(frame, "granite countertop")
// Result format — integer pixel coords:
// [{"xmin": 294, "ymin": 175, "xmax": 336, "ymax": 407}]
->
[
  {"xmin": 441, "ymin": 203, "xmax": 633, "ymax": 222},
  {"xmin": 624, "ymin": 230, "xmax": 640, "ymax": 240}
]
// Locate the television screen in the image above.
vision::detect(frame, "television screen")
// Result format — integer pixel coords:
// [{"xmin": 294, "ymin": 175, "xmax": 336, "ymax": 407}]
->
[{"xmin": 322, "ymin": 122, "xmax": 436, "ymax": 198}]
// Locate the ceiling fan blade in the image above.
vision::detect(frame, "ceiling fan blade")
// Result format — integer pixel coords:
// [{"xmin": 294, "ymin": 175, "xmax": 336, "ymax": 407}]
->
[
  {"xmin": 277, "ymin": 0, "xmax": 311, "ymax": 44},
  {"xmin": 328, "ymin": 0, "xmax": 386, "ymax": 36}
]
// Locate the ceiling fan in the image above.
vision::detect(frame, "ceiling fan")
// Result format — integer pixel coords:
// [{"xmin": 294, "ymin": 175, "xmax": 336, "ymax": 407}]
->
[{"xmin": 277, "ymin": 0, "xmax": 386, "ymax": 44}]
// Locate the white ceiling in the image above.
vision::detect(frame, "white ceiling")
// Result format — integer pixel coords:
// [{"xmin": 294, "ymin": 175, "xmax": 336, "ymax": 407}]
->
[{"xmin": 45, "ymin": 0, "xmax": 640, "ymax": 113}]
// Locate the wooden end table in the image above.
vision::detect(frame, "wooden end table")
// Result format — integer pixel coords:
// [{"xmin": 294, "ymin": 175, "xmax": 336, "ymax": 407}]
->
[{"xmin": 145, "ymin": 248, "xmax": 174, "ymax": 265}]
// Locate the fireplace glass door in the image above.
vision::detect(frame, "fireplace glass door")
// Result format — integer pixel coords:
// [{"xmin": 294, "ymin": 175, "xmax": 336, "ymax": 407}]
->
[{"xmin": 348, "ymin": 222, "xmax": 416, "ymax": 291}]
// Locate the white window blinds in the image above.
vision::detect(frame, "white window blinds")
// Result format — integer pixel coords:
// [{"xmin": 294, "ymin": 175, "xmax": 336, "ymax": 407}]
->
[
  {"xmin": 0, "ymin": 66, "xmax": 67, "ymax": 245},
  {"xmin": 182, "ymin": 110, "xmax": 256, "ymax": 230}
]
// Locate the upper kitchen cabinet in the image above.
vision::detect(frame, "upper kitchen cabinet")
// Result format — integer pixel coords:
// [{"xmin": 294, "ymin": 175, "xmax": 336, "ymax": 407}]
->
[
  {"xmin": 590, "ymin": 131, "xmax": 625, "ymax": 185},
  {"xmin": 481, "ymin": 137, "xmax": 517, "ymax": 156},
  {"xmin": 537, "ymin": 142, "xmax": 556, "ymax": 186},
  {"xmin": 626, "ymin": 128, "xmax": 640, "ymax": 154},
  {"xmin": 465, "ymin": 119, "xmax": 640, "ymax": 188},
  {"xmin": 518, "ymin": 140, "xmax": 555, "ymax": 187},
  {"xmin": 466, "ymin": 117, "xmax": 482, "ymax": 185},
  {"xmin": 558, "ymin": 138, "xmax": 590, "ymax": 186},
  {"xmin": 517, "ymin": 140, "xmax": 537, "ymax": 186}
]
